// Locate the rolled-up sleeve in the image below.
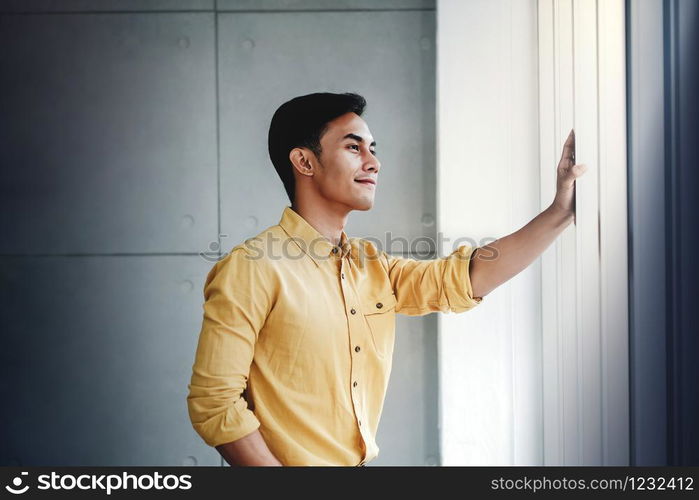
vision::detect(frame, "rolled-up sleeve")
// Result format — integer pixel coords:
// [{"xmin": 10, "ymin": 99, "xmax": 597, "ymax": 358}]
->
[
  {"xmin": 382, "ymin": 245, "xmax": 483, "ymax": 316},
  {"xmin": 186, "ymin": 246, "xmax": 271, "ymax": 447}
]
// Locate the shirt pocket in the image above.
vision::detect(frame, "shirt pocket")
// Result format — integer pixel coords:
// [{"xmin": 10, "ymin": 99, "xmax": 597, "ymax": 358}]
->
[{"xmin": 361, "ymin": 291, "xmax": 398, "ymax": 358}]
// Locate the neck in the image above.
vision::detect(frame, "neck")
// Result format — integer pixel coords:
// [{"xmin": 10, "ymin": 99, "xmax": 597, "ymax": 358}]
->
[{"xmin": 291, "ymin": 196, "xmax": 349, "ymax": 247}]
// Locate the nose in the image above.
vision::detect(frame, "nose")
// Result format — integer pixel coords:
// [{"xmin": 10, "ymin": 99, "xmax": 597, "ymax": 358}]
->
[{"xmin": 363, "ymin": 151, "xmax": 380, "ymax": 173}]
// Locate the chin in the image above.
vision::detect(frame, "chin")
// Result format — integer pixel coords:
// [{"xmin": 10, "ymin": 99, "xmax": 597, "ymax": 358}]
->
[{"xmin": 352, "ymin": 198, "xmax": 375, "ymax": 211}]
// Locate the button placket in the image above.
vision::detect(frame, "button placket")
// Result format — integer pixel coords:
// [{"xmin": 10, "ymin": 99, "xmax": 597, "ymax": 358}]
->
[
  {"xmin": 350, "ymin": 317, "xmax": 365, "ymax": 438},
  {"xmin": 339, "ymin": 260, "xmax": 346, "ymax": 283},
  {"xmin": 339, "ymin": 252, "xmax": 369, "ymax": 442}
]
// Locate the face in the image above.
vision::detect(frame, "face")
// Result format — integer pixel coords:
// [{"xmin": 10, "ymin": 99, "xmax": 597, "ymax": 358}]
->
[{"xmin": 298, "ymin": 112, "xmax": 381, "ymax": 211}]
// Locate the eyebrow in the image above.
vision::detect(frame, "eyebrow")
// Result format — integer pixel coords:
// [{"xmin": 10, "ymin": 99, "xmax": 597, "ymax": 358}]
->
[{"xmin": 341, "ymin": 133, "xmax": 377, "ymax": 148}]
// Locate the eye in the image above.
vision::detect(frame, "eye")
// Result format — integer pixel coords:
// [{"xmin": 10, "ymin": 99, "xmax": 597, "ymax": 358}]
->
[{"xmin": 348, "ymin": 144, "xmax": 378, "ymax": 156}]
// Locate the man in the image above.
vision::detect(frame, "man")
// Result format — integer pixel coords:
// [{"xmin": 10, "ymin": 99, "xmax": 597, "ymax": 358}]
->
[{"xmin": 186, "ymin": 92, "xmax": 586, "ymax": 466}]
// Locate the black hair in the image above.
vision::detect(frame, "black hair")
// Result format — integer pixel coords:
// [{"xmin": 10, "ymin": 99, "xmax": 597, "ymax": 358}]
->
[{"xmin": 268, "ymin": 92, "xmax": 367, "ymax": 203}]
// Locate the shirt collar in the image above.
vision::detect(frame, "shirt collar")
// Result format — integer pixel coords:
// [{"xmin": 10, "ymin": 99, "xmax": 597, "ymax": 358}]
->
[{"xmin": 278, "ymin": 206, "xmax": 352, "ymax": 266}]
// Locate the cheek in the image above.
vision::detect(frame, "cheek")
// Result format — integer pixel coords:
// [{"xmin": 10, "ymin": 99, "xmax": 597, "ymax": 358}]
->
[
  {"xmin": 316, "ymin": 168, "xmax": 352, "ymax": 198},
  {"xmin": 316, "ymin": 154, "xmax": 364, "ymax": 196}
]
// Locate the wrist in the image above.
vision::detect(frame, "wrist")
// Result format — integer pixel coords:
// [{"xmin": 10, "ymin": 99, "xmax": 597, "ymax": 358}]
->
[{"xmin": 547, "ymin": 201, "xmax": 574, "ymax": 227}]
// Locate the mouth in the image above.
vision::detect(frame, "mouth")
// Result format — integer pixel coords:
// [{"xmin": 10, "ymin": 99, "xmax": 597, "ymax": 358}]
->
[{"xmin": 354, "ymin": 178, "xmax": 377, "ymax": 187}]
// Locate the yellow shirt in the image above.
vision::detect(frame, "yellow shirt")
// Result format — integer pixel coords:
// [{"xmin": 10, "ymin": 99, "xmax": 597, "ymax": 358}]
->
[{"xmin": 186, "ymin": 206, "xmax": 483, "ymax": 466}]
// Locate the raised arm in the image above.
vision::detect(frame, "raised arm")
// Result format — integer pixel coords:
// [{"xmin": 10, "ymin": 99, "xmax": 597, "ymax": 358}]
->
[{"xmin": 469, "ymin": 129, "xmax": 588, "ymax": 298}]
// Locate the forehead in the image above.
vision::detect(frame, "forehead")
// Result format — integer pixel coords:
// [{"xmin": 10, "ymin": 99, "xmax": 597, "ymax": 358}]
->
[{"xmin": 323, "ymin": 112, "xmax": 373, "ymax": 142}]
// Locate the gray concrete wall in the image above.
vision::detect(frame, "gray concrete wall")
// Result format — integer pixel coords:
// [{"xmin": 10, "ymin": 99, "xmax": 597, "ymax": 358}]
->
[{"xmin": 0, "ymin": 0, "xmax": 438, "ymax": 466}]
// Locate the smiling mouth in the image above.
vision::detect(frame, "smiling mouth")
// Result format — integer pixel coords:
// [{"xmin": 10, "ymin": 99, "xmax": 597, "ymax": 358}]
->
[{"xmin": 355, "ymin": 179, "xmax": 376, "ymax": 187}]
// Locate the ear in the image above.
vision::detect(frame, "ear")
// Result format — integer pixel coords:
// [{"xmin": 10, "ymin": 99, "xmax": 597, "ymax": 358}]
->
[{"xmin": 289, "ymin": 147, "xmax": 315, "ymax": 177}]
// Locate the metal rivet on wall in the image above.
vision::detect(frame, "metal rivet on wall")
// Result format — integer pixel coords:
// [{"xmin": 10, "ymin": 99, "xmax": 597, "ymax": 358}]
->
[
  {"xmin": 242, "ymin": 39, "xmax": 255, "ymax": 50},
  {"xmin": 181, "ymin": 456, "xmax": 198, "ymax": 466},
  {"xmin": 245, "ymin": 216, "xmax": 258, "ymax": 229},
  {"xmin": 421, "ymin": 213, "xmax": 435, "ymax": 227},
  {"xmin": 179, "ymin": 280, "xmax": 194, "ymax": 293},
  {"xmin": 181, "ymin": 214, "xmax": 195, "ymax": 228},
  {"xmin": 177, "ymin": 36, "xmax": 190, "ymax": 49}
]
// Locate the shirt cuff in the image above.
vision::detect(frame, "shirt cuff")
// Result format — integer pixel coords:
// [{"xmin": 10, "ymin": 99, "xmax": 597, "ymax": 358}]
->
[
  {"xmin": 443, "ymin": 245, "xmax": 484, "ymax": 312},
  {"xmin": 188, "ymin": 394, "xmax": 261, "ymax": 448}
]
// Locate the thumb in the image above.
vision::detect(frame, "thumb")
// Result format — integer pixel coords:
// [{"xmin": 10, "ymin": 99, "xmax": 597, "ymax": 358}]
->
[{"xmin": 572, "ymin": 163, "xmax": 588, "ymax": 177}]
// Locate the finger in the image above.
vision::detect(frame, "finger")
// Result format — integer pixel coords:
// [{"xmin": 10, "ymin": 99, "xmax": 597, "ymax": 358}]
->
[{"xmin": 559, "ymin": 129, "xmax": 575, "ymax": 164}]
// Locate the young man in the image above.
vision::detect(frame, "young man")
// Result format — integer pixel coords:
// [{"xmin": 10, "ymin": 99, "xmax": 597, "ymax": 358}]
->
[{"xmin": 186, "ymin": 92, "xmax": 586, "ymax": 466}]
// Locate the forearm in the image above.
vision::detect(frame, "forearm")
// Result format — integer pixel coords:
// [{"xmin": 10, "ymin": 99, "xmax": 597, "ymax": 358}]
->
[
  {"xmin": 469, "ymin": 203, "xmax": 573, "ymax": 298},
  {"xmin": 215, "ymin": 429, "xmax": 283, "ymax": 466}
]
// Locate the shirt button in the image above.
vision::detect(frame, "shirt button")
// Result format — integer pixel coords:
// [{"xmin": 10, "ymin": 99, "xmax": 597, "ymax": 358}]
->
[
  {"xmin": 350, "ymin": 308, "xmax": 356, "ymax": 315},
  {"xmin": 353, "ymin": 381, "xmax": 358, "ymax": 387},
  {"xmin": 358, "ymin": 419, "xmax": 362, "ymax": 426},
  {"xmin": 376, "ymin": 302, "xmax": 383, "ymax": 309},
  {"xmin": 341, "ymin": 273, "xmax": 345, "ymax": 279},
  {"xmin": 355, "ymin": 345, "xmax": 361, "ymax": 353},
  {"xmin": 332, "ymin": 247, "xmax": 338, "ymax": 254}
]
